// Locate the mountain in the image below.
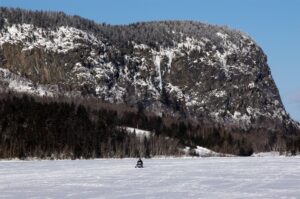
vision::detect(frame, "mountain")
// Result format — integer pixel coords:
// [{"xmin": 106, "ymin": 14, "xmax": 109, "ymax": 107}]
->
[{"xmin": 0, "ymin": 8, "xmax": 299, "ymax": 157}]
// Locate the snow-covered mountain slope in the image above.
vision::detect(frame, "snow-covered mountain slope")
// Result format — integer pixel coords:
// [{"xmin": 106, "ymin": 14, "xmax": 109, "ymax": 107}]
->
[{"xmin": 0, "ymin": 7, "xmax": 299, "ymax": 133}]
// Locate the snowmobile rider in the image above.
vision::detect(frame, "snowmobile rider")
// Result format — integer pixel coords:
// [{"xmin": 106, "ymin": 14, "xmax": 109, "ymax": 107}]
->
[{"xmin": 136, "ymin": 158, "xmax": 143, "ymax": 168}]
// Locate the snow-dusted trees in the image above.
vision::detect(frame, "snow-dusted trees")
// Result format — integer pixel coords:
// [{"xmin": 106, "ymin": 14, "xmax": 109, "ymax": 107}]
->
[
  {"xmin": 0, "ymin": 93, "xmax": 184, "ymax": 159},
  {"xmin": 0, "ymin": 7, "xmax": 99, "ymax": 34},
  {"xmin": 0, "ymin": 7, "xmax": 245, "ymax": 51}
]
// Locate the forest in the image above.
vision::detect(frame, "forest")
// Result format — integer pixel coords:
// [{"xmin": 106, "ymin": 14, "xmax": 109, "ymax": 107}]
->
[{"xmin": 0, "ymin": 92, "xmax": 299, "ymax": 159}]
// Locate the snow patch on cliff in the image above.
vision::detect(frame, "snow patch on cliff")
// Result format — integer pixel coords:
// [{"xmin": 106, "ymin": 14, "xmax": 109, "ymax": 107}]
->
[
  {"xmin": 153, "ymin": 55, "xmax": 163, "ymax": 91},
  {"xmin": 0, "ymin": 67, "xmax": 55, "ymax": 97},
  {"xmin": 0, "ymin": 21, "xmax": 102, "ymax": 53}
]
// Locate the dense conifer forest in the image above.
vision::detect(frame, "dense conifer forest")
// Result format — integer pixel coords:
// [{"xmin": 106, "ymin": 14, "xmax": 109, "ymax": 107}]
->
[{"xmin": 0, "ymin": 92, "xmax": 299, "ymax": 159}]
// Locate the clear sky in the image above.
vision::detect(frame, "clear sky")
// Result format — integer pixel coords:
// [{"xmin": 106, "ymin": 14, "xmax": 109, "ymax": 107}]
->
[{"xmin": 1, "ymin": 0, "xmax": 300, "ymax": 122}]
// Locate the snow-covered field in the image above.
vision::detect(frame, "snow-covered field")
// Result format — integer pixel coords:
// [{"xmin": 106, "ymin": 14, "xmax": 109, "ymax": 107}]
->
[{"xmin": 1, "ymin": 157, "xmax": 300, "ymax": 199}]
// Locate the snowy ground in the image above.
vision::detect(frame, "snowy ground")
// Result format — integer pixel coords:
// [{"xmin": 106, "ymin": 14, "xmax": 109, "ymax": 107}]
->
[{"xmin": 1, "ymin": 157, "xmax": 300, "ymax": 199}]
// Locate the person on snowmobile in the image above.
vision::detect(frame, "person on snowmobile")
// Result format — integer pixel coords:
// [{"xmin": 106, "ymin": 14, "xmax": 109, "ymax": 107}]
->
[{"xmin": 136, "ymin": 158, "xmax": 143, "ymax": 168}]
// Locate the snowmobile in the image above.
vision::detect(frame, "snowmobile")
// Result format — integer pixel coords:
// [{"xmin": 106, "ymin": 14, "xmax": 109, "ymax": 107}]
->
[{"xmin": 135, "ymin": 158, "xmax": 143, "ymax": 168}]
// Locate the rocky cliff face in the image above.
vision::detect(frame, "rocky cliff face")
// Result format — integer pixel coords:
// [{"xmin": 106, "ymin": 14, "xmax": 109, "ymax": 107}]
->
[{"xmin": 0, "ymin": 8, "xmax": 299, "ymax": 133}]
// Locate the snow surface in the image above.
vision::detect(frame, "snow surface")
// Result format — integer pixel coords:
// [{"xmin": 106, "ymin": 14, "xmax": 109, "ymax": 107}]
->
[
  {"xmin": 122, "ymin": 127, "xmax": 151, "ymax": 139},
  {"xmin": 1, "ymin": 157, "xmax": 300, "ymax": 199},
  {"xmin": 183, "ymin": 146, "xmax": 227, "ymax": 157},
  {"xmin": 252, "ymin": 152, "xmax": 282, "ymax": 157}
]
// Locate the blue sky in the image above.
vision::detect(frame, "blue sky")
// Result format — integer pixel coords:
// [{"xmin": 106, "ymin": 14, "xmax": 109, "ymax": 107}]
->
[{"xmin": 1, "ymin": 0, "xmax": 300, "ymax": 122}]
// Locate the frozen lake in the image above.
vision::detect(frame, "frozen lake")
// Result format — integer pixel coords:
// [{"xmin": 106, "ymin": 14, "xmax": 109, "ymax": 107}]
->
[{"xmin": 1, "ymin": 157, "xmax": 300, "ymax": 199}]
